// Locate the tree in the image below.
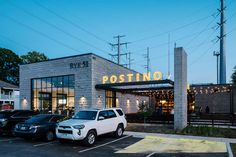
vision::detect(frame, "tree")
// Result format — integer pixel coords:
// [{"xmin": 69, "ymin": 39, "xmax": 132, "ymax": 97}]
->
[
  {"xmin": 231, "ymin": 68, "xmax": 236, "ymax": 84},
  {"xmin": 21, "ymin": 51, "xmax": 48, "ymax": 64},
  {"xmin": 0, "ymin": 48, "xmax": 22, "ymax": 85}
]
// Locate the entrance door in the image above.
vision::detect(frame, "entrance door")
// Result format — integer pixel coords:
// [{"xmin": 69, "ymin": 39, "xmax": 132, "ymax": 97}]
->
[
  {"xmin": 57, "ymin": 94, "xmax": 67, "ymax": 115},
  {"xmin": 39, "ymin": 92, "xmax": 52, "ymax": 113}
]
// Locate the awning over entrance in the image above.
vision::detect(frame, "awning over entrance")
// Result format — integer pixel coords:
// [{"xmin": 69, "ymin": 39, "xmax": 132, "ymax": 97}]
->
[{"xmin": 95, "ymin": 79, "xmax": 174, "ymax": 94}]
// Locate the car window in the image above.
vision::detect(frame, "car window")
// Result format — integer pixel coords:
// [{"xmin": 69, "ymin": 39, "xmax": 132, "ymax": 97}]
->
[
  {"xmin": 107, "ymin": 110, "xmax": 117, "ymax": 118},
  {"xmin": 13, "ymin": 111, "xmax": 35, "ymax": 118},
  {"xmin": 116, "ymin": 109, "xmax": 124, "ymax": 116},
  {"xmin": 50, "ymin": 116, "xmax": 64, "ymax": 123},
  {"xmin": 73, "ymin": 111, "xmax": 97, "ymax": 120},
  {"xmin": 26, "ymin": 115, "xmax": 52, "ymax": 123},
  {"xmin": 98, "ymin": 111, "xmax": 108, "ymax": 119}
]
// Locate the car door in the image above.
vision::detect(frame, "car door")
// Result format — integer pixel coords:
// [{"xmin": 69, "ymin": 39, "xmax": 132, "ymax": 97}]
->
[
  {"xmin": 106, "ymin": 110, "xmax": 118, "ymax": 132},
  {"xmin": 97, "ymin": 110, "xmax": 110, "ymax": 135}
]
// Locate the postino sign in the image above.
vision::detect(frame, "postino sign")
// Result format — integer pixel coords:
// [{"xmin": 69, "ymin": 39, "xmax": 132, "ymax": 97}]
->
[{"xmin": 102, "ymin": 71, "xmax": 162, "ymax": 84}]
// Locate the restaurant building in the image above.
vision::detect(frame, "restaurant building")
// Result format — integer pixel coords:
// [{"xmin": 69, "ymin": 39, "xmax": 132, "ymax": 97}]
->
[{"xmin": 19, "ymin": 53, "xmax": 236, "ymax": 116}]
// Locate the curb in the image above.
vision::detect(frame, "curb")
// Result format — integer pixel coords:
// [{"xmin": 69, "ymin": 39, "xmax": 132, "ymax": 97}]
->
[{"xmin": 226, "ymin": 142, "xmax": 234, "ymax": 157}]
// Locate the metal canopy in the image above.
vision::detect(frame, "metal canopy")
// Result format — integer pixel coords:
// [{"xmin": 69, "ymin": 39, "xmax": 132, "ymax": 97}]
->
[{"xmin": 95, "ymin": 79, "xmax": 174, "ymax": 93}]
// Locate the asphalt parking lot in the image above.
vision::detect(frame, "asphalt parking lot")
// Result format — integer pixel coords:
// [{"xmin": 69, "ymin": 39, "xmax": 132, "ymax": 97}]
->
[{"xmin": 0, "ymin": 134, "xmax": 229, "ymax": 157}]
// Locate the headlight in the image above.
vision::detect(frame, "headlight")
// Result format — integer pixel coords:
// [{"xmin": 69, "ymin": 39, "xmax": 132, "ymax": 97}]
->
[
  {"xmin": 0, "ymin": 118, "xmax": 7, "ymax": 122},
  {"xmin": 29, "ymin": 125, "xmax": 40, "ymax": 130},
  {"xmin": 0, "ymin": 118, "xmax": 8, "ymax": 127},
  {"xmin": 15, "ymin": 124, "xmax": 20, "ymax": 129},
  {"xmin": 73, "ymin": 124, "xmax": 85, "ymax": 129}
]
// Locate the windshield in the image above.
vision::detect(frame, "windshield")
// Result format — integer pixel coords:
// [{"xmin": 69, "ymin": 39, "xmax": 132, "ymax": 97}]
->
[
  {"xmin": 26, "ymin": 115, "xmax": 52, "ymax": 123},
  {"xmin": 0, "ymin": 112, "xmax": 14, "ymax": 118},
  {"xmin": 73, "ymin": 111, "xmax": 97, "ymax": 120}
]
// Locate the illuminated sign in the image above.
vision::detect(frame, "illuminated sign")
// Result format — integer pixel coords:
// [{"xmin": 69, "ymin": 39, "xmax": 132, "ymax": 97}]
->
[{"xmin": 102, "ymin": 71, "xmax": 162, "ymax": 84}]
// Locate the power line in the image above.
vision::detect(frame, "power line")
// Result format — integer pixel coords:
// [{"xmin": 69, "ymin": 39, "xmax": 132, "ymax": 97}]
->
[
  {"xmin": 185, "ymin": 15, "xmax": 218, "ymax": 46},
  {"xmin": 7, "ymin": 1, "xmax": 109, "ymax": 55},
  {"xmin": 190, "ymin": 43, "xmax": 217, "ymax": 66},
  {"xmin": 0, "ymin": 34, "xmax": 33, "ymax": 52},
  {"xmin": 133, "ymin": 28, "xmax": 212, "ymax": 54},
  {"xmin": 131, "ymin": 15, "xmax": 212, "ymax": 43},
  {"xmin": 0, "ymin": 13, "xmax": 82, "ymax": 54},
  {"xmin": 131, "ymin": 3, "xmax": 213, "ymax": 39},
  {"xmin": 33, "ymin": 0, "xmax": 109, "ymax": 44}
]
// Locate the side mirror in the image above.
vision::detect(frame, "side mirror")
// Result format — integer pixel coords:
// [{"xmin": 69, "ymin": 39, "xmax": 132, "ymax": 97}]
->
[{"xmin": 98, "ymin": 116, "xmax": 105, "ymax": 121}]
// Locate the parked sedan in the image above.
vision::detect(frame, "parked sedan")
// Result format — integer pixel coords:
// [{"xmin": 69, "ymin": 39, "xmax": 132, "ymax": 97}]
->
[
  {"xmin": 15, "ymin": 114, "xmax": 65, "ymax": 141},
  {"xmin": 0, "ymin": 110, "xmax": 39, "ymax": 135}
]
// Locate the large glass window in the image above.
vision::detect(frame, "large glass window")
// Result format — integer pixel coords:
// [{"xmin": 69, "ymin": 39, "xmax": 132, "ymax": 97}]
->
[
  {"xmin": 105, "ymin": 91, "xmax": 116, "ymax": 108},
  {"xmin": 31, "ymin": 75, "xmax": 75, "ymax": 116}
]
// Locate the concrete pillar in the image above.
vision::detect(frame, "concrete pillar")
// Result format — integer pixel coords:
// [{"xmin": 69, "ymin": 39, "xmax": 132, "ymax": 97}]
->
[{"xmin": 174, "ymin": 47, "xmax": 187, "ymax": 130}]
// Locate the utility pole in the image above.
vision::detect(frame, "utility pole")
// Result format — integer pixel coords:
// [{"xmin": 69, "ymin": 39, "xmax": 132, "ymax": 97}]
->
[
  {"xmin": 167, "ymin": 34, "xmax": 171, "ymax": 79},
  {"xmin": 217, "ymin": 0, "xmax": 226, "ymax": 84},
  {"xmin": 213, "ymin": 51, "xmax": 220, "ymax": 84},
  {"xmin": 128, "ymin": 52, "xmax": 134, "ymax": 69},
  {"xmin": 109, "ymin": 35, "xmax": 130, "ymax": 65},
  {"xmin": 144, "ymin": 47, "xmax": 150, "ymax": 73}
]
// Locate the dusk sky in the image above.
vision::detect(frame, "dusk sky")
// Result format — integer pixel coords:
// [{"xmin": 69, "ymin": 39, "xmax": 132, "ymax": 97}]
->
[{"xmin": 0, "ymin": 0, "xmax": 235, "ymax": 84}]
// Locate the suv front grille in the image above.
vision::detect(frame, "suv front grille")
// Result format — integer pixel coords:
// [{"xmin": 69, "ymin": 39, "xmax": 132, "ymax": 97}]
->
[
  {"xmin": 58, "ymin": 129, "xmax": 72, "ymax": 134},
  {"xmin": 59, "ymin": 126, "xmax": 71, "ymax": 129}
]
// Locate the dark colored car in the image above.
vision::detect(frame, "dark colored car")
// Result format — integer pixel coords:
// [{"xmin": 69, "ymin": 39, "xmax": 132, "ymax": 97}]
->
[
  {"xmin": 14, "ymin": 114, "xmax": 65, "ymax": 141},
  {"xmin": 0, "ymin": 110, "xmax": 39, "ymax": 135}
]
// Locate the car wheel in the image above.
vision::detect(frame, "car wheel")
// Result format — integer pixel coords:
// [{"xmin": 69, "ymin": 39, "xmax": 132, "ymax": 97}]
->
[
  {"xmin": 83, "ymin": 130, "xmax": 96, "ymax": 146},
  {"xmin": 45, "ymin": 131, "xmax": 55, "ymax": 141},
  {"xmin": 114, "ymin": 124, "xmax": 123, "ymax": 138}
]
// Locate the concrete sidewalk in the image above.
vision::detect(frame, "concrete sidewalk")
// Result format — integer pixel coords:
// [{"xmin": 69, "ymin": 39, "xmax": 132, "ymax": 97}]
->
[{"xmin": 124, "ymin": 131, "xmax": 236, "ymax": 143}]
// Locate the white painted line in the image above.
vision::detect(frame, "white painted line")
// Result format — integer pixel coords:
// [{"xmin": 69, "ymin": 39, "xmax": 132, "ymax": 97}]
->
[
  {"xmin": 33, "ymin": 141, "xmax": 57, "ymax": 147},
  {"xmin": 78, "ymin": 135, "xmax": 131, "ymax": 153},
  {"xmin": 226, "ymin": 142, "xmax": 233, "ymax": 157},
  {"xmin": 0, "ymin": 138, "xmax": 21, "ymax": 142},
  {"xmin": 146, "ymin": 152, "xmax": 155, "ymax": 157}
]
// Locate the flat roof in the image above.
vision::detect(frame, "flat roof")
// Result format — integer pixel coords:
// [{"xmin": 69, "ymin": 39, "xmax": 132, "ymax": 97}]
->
[{"xmin": 20, "ymin": 53, "xmax": 139, "ymax": 73}]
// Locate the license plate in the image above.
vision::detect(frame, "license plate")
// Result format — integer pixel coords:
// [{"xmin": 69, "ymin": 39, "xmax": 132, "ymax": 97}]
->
[{"xmin": 21, "ymin": 126, "xmax": 27, "ymax": 130}]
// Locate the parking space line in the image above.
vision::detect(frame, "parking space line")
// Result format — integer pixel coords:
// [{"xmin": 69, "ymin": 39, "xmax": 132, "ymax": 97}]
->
[
  {"xmin": 78, "ymin": 135, "xmax": 131, "ymax": 153},
  {"xmin": 0, "ymin": 138, "xmax": 21, "ymax": 142},
  {"xmin": 146, "ymin": 152, "xmax": 156, "ymax": 157},
  {"xmin": 33, "ymin": 141, "xmax": 58, "ymax": 147}
]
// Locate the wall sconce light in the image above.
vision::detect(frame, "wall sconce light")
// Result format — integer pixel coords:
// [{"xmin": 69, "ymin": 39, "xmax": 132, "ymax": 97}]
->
[{"xmin": 79, "ymin": 96, "xmax": 87, "ymax": 106}]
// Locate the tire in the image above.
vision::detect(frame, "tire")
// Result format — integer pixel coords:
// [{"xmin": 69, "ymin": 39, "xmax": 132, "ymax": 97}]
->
[
  {"xmin": 114, "ymin": 124, "xmax": 123, "ymax": 138},
  {"xmin": 44, "ymin": 131, "xmax": 55, "ymax": 141},
  {"xmin": 83, "ymin": 130, "xmax": 96, "ymax": 147}
]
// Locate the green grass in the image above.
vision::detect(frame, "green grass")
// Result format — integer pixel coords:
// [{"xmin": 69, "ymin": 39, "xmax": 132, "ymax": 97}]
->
[
  {"xmin": 181, "ymin": 125, "xmax": 236, "ymax": 138},
  {"xmin": 126, "ymin": 123, "xmax": 236, "ymax": 138},
  {"xmin": 230, "ymin": 143, "xmax": 236, "ymax": 156}
]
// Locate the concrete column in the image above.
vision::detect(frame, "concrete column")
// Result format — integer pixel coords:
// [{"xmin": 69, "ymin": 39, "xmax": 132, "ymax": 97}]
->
[{"xmin": 174, "ymin": 47, "xmax": 187, "ymax": 130}]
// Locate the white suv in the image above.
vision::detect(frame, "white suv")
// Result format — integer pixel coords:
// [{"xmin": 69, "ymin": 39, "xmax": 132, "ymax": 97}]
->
[{"xmin": 56, "ymin": 108, "xmax": 127, "ymax": 146}]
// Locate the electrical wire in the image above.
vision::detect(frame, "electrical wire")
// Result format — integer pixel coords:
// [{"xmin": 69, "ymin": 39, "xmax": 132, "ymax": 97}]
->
[
  {"xmin": 0, "ymin": 13, "xmax": 82, "ymax": 54},
  {"xmin": 131, "ymin": 15, "xmax": 212, "ymax": 43},
  {"xmin": 7, "ymin": 1, "xmax": 109, "ymax": 55},
  {"xmin": 0, "ymin": 34, "xmax": 33, "ymax": 52},
  {"xmin": 33, "ymin": 0, "xmax": 110, "ymax": 44}
]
